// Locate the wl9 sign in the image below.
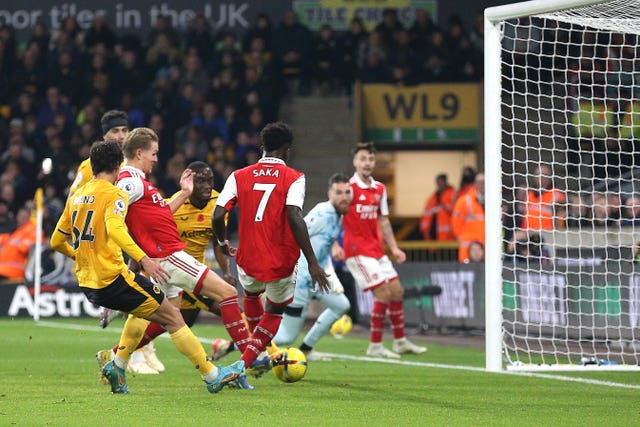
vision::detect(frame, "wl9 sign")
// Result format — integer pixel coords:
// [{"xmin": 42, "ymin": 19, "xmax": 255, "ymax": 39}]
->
[{"xmin": 361, "ymin": 83, "xmax": 480, "ymax": 145}]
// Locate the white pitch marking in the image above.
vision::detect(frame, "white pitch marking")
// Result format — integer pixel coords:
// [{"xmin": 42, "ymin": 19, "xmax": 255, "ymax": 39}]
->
[{"xmin": 35, "ymin": 321, "xmax": 640, "ymax": 390}]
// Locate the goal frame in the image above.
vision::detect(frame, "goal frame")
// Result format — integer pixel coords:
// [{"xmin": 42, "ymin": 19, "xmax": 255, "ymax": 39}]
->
[{"xmin": 483, "ymin": 0, "xmax": 620, "ymax": 372}]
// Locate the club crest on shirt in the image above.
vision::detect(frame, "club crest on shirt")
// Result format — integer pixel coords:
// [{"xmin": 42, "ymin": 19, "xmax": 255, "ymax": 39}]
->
[
  {"xmin": 198, "ymin": 214, "xmax": 204, "ymax": 222},
  {"xmin": 374, "ymin": 194, "xmax": 381, "ymax": 203}
]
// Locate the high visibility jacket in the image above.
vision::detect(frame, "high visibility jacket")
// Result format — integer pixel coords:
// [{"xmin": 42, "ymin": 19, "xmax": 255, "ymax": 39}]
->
[
  {"xmin": 452, "ymin": 188, "xmax": 485, "ymax": 262},
  {"xmin": 522, "ymin": 188, "xmax": 565, "ymax": 231},
  {"xmin": 419, "ymin": 186, "xmax": 456, "ymax": 241},
  {"xmin": 0, "ymin": 220, "xmax": 42, "ymax": 280}
]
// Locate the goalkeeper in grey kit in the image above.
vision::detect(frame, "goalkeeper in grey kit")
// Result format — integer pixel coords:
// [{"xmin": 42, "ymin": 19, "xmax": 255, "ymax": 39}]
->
[{"xmin": 272, "ymin": 173, "xmax": 353, "ymax": 358}]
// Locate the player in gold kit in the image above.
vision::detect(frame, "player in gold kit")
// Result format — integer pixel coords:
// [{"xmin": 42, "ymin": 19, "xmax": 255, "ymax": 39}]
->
[{"xmin": 51, "ymin": 141, "xmax": 244, "ymax": 394}]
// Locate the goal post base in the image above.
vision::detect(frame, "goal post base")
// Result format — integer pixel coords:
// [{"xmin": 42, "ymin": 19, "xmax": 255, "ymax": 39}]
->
[{"xmin": 506, "ymin": 364, "xmax": 640, "ymax": 372}]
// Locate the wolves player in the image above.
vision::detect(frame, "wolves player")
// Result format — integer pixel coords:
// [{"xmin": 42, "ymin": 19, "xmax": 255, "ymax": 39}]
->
[
  {"xmin": 272, "ymin": 173, "xmax": 352, "ymax": 360},
  {"xmin": 213, "ymin": 121, "xmax": 330, "ymax": 377},
  {"xmin": 51, "ymin": 140, "xmax": 244, "ymax": 394}
]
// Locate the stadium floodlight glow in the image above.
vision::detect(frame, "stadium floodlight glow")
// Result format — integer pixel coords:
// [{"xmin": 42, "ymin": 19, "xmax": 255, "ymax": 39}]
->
[{"xmin": 485, "ymin": 0, "xmax": 640, "ymax": 371}]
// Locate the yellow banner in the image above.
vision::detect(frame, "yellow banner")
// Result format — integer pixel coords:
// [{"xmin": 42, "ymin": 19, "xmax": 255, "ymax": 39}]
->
[
  {"xmin": 294, "ymin": 0, "xmax": 435, "ymax": 31},
  {"xmin": 363, "ymin": 83, "xmax": 480, "ymax": 129}
]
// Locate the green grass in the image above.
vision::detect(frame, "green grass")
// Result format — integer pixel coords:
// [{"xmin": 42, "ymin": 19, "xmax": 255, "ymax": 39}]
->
[{"xmin": 1, "ymin": 318, "xmax": 639, "ymax": 426}]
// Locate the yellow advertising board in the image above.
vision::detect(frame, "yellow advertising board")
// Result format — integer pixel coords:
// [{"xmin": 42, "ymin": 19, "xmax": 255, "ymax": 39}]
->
[
  {"xmin": 361, "ymin": 83, "xmax": 481, "ymax": 144},
  {"xmin": 294, "ymin": 0, "xmax": 436, "ymax": 31}
]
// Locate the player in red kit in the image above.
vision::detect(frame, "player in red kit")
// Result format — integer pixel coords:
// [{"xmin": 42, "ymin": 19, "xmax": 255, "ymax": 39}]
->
[
  {"xmin": 213, "ymin": 121, "xmax": 330, "ymax": 377},
  {"xmin": 340, "ymin": 142, "xmax": 426, "ymax": 358},
  {"xmin": 113, "ymin": 127, "xmax": 253, "ymax": 392}
]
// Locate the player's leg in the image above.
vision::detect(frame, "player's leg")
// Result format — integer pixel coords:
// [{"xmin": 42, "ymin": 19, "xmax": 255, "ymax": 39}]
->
[
  {"xmin": 272, "ymin": 277, "xmax": 313, "ymax": 347},
  {"xmin": 240, "ymin": 270, "xmax": 295, "ymax": 376},
  {"xmin": 165, "ymin": 251, "xmax": 252, "ymax": 353},
  {"xmin": 135, "ymin": 276, "xmax": 245, "ymax": 393},
  {"xmin": 375, "ymin": 256, "xmax": 426, "ymax": 355},
  {"xmin": 346, "ymin": 255, "xmax": 400, "ymax": 359},
  {"xmin": 299, "ymin": 292, "xmax": 350, "ymax": 359}
]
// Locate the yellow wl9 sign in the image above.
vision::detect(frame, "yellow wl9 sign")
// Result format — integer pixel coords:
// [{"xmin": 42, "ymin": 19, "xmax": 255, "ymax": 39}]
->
[{"xmin": 361, "ymin": 83, "xmax": 480, "ymax": 143}]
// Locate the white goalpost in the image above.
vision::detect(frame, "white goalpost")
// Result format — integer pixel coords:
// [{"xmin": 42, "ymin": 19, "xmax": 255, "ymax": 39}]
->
[{"xmin": 485, "ymin": 0, "xmax": 640, "ymax": 371}]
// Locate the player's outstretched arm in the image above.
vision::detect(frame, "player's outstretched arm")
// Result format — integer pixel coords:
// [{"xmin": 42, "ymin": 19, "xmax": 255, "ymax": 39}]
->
[
  {"xmin": 287, "ymin": 205, "xmax": 330, "ymax": 292},
  {"xmin": 212, "ymin": 205, "xmax": 236, "ymax": 256}
]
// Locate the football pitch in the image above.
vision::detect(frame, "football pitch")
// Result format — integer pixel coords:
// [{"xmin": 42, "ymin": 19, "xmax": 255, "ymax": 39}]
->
[{"xmin": 1, "ymin": 318, "xmax": 639, "ymax": 426}]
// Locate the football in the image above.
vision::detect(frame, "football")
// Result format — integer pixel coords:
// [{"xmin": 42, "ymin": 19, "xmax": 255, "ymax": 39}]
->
[
  {"xmin": 272, "ymin": 347, "xmax": 308, "ymax": 383},
  {"xmin": 330, "ymin": 314, "xmax": 353, "ymax": 338}
]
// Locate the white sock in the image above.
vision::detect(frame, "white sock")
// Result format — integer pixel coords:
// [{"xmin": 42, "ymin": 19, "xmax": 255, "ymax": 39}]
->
[
  {"xmin": 114, "ymin": 355, "xmax": 127, "ymax": 369},
  {"xmin": 202, "ymin": 366, "xmax": 219, "ymax": 382}
]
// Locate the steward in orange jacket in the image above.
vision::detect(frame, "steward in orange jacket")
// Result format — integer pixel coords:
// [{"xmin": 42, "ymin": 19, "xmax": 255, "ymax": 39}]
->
[
  {"xmin": 522, "ymin": 165, "xmax": 566, "ymax": 230},
  {"xmin": 452, "ymin": 173, "xmax": 485, "ymax": 263},
  {"xmin": 0, "ymin": 208, "xmax": 42, "ymax": 280},
  {"xmin": 420, "ymin": 174, "xmax": 456, "ymax": 241}
]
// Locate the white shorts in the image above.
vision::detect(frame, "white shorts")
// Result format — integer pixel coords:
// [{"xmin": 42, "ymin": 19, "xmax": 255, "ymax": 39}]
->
[
  {"xmin": 346, "ymin": 255, "xmax": 398, "ymax": 291},
  {"xmin": 237, "ymin": 264, "xmax": 297, "ymax": 305},
  {"xmin": 156, "ymin": 250, "xmax": 210, "ymax": 298}
]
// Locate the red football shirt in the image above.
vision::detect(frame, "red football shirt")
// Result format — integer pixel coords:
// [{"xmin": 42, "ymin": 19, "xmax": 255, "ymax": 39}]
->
[
  {"xmin": 343, "ymin": 173, "xmax": 389, "ymax": 259},
  {"xmin": 117, "ymin": 165, "xmax": 186, "ymax": 258},
  {"xmin": 216, "ymin": 157, "xmax": 305, "ymax": 282}
]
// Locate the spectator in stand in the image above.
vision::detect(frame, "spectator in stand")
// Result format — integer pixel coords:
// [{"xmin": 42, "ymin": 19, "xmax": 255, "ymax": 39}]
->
[
  {"xmin": 522, "ymin": 165, "xmax": 566, "ymax": 231},
  {"xmin": 452, "ymin": 172, "xmax": 485, "ymax": 263},
  {"xmin": 272, "ymin": 10, "xmax": 314, "ymax": 95},
  {"xmin": 190, "ymin": 101, "xmax": 228, "ymax": 144},
  {"xmin": 147, "ymin": 15, "xmax": 180, "ymax": 49},
  {"xmin": 621, "ymin": 196, "xmax": 640, "ymax": 227},
  {"xmin": 419, "ymin": 173, "xmax": 456, "ymax": 241},
  {"xmin": 12, "ymin": 46, "xmax": 46, "ymax": 99},
  {"xmin": 0, "ymin": 199, "xmax": 15, "ymax": 234},
  {"xmin": 185, "ymin": 13, "xmax": 214, "ymax": 64},
  {"xmin": 409, "ymin": 9, "xmax": 437, "ymax": 55},
  {"xmin": 503, "ymin": 183, "xmax": 528, "ymax": 254},
  {"xmin": 84, "ymin": 15, "xmax": 116, "ymax": 52},
  {"xmin": 36, "ymin": 86, "xmax": 75, "ymax": 138},
  {"xmin": 374, "ymin": 9, "xmax": 404, "ymax": 49},
  {"xmin": 179, "ymin": 53, "xmax": 209, "ymax": 95},
  {"xmin": 467, "ymin": 241, "xmax": 485, "ymax": 263},
  {"xmin": 338, "ymin": 17, "xmax": 368, "ymax": 96},
  {"xmin": 312, "ymin": 25, "xmax": 339, "ymax": 95},
  {"xmin": 0, "ymin": 205, "xmax": 42, "ymax": 281},
  {"xmin": 565, "ymin": 191, "xmax": 591, "ymax": 228},
  {"xmin": 591, "ymin": 191, "xmax": 621, "ymax": 227},
  {"xmin": 145, "ymin": 33, "xmax": 181, "ymax": 75},
  {"xmin": 457, "ymin": 166, "xmax": 477, "ymax": 201},
  {"xmin": 243, "ymin": 13, "xmax": 273, "ymax": 53},
  {"xmin": 111, "ymin": 49, "xmax": 146, "ymax": 98}
]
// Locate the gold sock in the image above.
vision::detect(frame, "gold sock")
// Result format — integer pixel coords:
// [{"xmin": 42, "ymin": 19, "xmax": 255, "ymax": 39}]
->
[
  {"xmin": 115, "ymin": 315, "xmax": 150, "ymax": 361},
  {"xmin": 170, "ymin": 325, "xmax": 214, "ymax": 375}
]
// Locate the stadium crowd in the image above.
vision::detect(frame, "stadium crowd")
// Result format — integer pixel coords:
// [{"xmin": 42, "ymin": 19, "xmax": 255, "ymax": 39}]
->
[{"xmin": 0, "ymin": 8, "xmax": 484, "ymax": 244}]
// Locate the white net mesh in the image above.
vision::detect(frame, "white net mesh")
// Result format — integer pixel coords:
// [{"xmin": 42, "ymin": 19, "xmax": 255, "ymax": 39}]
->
[{"xmin": 498, "ymin": 0, "xmax": 640, "ymax": 369}]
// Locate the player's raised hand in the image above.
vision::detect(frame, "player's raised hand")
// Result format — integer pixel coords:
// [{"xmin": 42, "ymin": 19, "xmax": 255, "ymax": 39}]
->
[
  {"xmin": 140, "ymin": 256, "xmax": 171, "ymax": 285},
  {"xmin": 180, "ymin": 168, "xmax": 194, "ymax": 196},
  {"xmin": 308, "ymin": 261, "xmax": 330, "ymax": 293}
]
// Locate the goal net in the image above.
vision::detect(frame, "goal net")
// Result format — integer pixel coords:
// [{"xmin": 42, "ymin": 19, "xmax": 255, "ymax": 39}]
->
[{"xmin": 485, "ymin": 0, "xmax": 640, "ymax": 371}]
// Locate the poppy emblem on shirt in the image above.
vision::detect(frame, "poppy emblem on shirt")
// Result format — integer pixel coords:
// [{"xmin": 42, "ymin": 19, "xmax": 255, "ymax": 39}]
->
[{"xmin": 198, "ymin": 214, "xmax": 204, "ymax": 222}]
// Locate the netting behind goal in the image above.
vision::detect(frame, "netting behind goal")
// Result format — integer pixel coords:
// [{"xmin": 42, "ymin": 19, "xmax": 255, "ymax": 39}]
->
[{"xmin": 486, "ymin": 0, "xmax": 640, "ymax": 371}]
